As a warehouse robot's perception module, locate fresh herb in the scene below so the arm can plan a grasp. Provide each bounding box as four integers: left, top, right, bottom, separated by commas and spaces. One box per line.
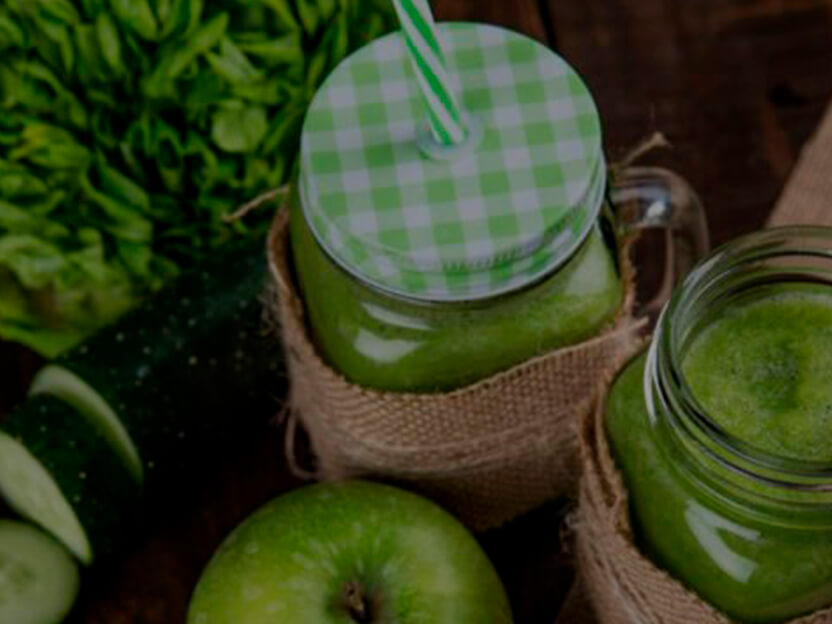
0, 0, 396, 356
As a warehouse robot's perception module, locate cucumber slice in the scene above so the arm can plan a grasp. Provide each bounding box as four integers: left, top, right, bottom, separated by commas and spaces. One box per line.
29, 365, 143, 483
0, 520, 80, 624
0, 396, 140, 564
30, 239, 285, 492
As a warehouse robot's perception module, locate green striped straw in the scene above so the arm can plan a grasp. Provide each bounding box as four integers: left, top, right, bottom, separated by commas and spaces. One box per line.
392, 0, 468, 147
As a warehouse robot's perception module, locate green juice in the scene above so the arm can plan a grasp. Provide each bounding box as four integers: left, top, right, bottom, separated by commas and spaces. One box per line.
606, 290, 832, 623
684, 291, 832, 462
290, 202, 623, 393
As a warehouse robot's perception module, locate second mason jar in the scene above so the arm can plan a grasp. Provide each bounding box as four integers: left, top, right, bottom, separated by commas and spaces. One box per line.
290, 23, 706, 393
605, 227, 832, 623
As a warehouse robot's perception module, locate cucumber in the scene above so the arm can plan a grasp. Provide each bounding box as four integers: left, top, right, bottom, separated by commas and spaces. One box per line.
0, 520, 80, 624
0, 395, 140, 564
29, 239, 285, 491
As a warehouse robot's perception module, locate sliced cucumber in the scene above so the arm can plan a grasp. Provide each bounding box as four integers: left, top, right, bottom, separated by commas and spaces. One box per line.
0, 395, 140, 564
30, 239, 285, 492
29, 365, 143, 483
0, 520, 80, 624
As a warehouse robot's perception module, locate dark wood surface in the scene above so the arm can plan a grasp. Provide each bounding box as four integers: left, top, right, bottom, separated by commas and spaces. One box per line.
3, 1, 832, 622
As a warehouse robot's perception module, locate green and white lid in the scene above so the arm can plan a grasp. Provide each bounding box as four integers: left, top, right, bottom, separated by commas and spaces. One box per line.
299, 16, 605, 301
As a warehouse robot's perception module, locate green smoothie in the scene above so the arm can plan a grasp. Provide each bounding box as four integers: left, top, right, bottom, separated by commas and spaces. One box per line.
291, 202, 623, 392
684, 290, 832, 462
607, 289, 832, 623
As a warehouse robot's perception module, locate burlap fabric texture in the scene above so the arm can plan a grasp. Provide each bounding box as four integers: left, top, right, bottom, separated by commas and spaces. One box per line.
768, 102, 832, 228
568, 368, 832, 624
266, 208, 645, 531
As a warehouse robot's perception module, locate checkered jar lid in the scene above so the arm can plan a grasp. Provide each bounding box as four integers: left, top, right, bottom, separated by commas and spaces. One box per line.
299, 22, 605, 301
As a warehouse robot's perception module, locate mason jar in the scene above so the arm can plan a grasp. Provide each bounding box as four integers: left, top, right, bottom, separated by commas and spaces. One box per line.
290, 23, 707, 393
606, 227, 832, 622
291, 164, 706, 393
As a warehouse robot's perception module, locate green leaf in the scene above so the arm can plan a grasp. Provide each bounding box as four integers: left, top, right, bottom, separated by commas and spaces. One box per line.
28, 26, 63, 71
0, 10, 25, 50
0, 63, 23, 109
183, 131, 219, 186
123, 31, 152, 73
117, 240, 154, 278
9, 123, 91, 170
295, 0, 319, 36
15, 60, 88, 128
96, 12, 124, 75
35, 17, 75, 74
260, 104, 304, 155
91, 108, 117, 149
0, 168, 50, 198
234, 32, 302, 65
211, 101, 268, 153
27, 191, 69, 218
74, 24, 108, 84
79, 0, 107, 19
85, 86, 118, 109
205, 36, 261, 84
79, 172, 153, 243
0, 235, 67, 289
98, 161, 151, 213
316, 0, 338, 23
109, 0, 158, 41
0, 201, 70, 238
165, 11, 228, 78
125, 114, 154, 156
152, 120, 186, 192
305, 44, 330, 90
143, 11, 227, 96
260, 0, 299, 32
159, 0, 203, 39
154, 0, 174, 32
184, 70, 227, 110
325, 13, 349, 72
232, 78, 297, 106
37, 0, 81, 26
367, 11, 394, 42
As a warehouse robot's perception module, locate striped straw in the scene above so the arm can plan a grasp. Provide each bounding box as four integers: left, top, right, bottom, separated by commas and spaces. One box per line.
392, 0, 468, 147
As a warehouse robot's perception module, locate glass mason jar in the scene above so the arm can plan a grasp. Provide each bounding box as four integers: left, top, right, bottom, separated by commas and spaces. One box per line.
290, 22, 707, 393
606, 228, 832, 623
291, 166, 707, 392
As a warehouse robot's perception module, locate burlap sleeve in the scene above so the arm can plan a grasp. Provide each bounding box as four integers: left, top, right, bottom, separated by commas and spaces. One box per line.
768, 103, 832, 228
266, 209, 645, 532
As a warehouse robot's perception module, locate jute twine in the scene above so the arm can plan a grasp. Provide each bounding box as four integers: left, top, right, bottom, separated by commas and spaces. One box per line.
265, 208, 645, 531
562, 102, 832, 624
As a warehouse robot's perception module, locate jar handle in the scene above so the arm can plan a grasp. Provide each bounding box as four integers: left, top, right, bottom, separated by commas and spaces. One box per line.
611, 166, 710, 320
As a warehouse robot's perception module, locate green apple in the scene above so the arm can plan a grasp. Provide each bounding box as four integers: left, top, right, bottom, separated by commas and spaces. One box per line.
187, 480, 513, 624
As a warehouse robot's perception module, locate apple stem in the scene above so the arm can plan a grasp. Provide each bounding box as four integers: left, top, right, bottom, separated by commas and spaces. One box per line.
343, 581, 372, 623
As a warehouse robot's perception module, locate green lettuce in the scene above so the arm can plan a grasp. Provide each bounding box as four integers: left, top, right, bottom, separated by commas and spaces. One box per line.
0, 0, 396, 356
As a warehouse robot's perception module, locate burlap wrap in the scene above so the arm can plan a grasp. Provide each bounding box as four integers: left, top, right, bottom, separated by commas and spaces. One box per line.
266, 208, 645, 531
768, 103, 832, 228
565, 101, 832, 624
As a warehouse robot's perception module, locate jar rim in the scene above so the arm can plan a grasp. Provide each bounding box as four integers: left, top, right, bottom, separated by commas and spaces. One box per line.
298, 23, 607, 303
647, 226, 832, 521
297, 175, 608, 305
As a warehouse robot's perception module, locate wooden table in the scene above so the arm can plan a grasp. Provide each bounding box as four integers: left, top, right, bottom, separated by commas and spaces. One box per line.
3, 1, 832, 622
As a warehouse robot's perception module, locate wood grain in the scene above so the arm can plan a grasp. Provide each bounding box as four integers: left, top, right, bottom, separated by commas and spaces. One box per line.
547, 0, 832, 246
433, 0, 548, 41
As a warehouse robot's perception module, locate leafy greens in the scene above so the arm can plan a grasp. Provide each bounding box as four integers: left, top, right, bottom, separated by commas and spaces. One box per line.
0, 0, 396, 356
